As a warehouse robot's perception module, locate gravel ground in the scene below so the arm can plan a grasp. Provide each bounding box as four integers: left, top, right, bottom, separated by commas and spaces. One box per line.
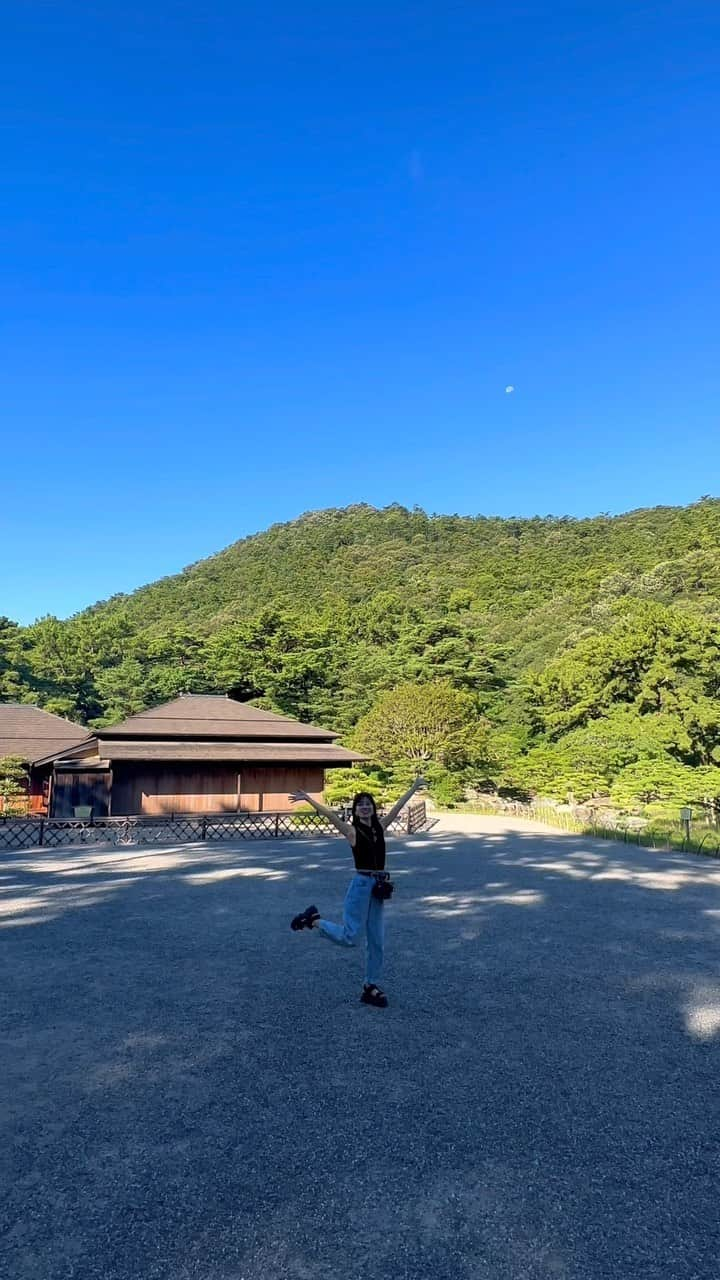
1, 816, 720, 1280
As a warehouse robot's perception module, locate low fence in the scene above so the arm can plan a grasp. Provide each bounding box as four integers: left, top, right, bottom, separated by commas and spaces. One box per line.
463, 800, 720, 859
0, 800, 429, 853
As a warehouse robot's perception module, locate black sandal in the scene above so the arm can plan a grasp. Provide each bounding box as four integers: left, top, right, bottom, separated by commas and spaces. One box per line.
360, 984, 388, 1008
290, 904, 319, 932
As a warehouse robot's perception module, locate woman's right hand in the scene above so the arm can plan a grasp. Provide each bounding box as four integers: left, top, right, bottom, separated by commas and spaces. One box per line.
288, 789, 311, 804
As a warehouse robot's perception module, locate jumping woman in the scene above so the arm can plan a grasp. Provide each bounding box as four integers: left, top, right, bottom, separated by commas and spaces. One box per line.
288, 777, 426, 1008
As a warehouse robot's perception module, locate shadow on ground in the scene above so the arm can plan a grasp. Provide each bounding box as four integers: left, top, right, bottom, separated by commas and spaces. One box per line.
1, 822, 719, 1280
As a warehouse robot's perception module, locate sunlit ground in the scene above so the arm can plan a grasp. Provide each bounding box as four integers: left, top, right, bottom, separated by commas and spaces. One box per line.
2, 816, 720, 1279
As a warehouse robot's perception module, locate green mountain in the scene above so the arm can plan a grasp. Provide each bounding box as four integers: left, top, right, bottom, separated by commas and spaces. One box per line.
3, 499, 720, 810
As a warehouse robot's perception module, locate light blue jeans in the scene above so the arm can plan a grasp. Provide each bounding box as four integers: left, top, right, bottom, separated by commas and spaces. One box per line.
317, 873, 385, 986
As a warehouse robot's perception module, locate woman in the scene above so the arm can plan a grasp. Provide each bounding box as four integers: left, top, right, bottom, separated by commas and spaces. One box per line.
288, 777, 425, 1008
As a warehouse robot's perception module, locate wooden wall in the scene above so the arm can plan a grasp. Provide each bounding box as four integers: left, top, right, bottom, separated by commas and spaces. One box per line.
112, 764, 238, 815
51, 771, 112, 819
239, 766, 324, 813
110, 763, 325, 816
29, 769, 51, 815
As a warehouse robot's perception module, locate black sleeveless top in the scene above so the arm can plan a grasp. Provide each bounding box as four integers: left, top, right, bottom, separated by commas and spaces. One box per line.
352, 820, 386, 872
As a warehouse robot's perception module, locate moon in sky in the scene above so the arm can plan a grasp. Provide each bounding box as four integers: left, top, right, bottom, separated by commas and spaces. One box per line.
505, 385, 515, 394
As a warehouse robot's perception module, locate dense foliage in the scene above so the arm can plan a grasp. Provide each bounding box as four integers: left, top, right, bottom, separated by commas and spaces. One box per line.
0, 755, 28, 814
3, 499, 720, 812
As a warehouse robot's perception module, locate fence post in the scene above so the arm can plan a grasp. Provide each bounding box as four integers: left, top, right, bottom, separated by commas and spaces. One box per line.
680, 807, 692, 845
274, 814, 279, 837
39, 819, 44, 847
201, 817, 207, 841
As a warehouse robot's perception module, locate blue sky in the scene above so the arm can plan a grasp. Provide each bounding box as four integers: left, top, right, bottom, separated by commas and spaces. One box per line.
3, 1, 720, 624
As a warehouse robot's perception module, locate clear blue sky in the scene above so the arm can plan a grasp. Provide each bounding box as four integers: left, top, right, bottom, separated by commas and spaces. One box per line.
3, 2, 720, 625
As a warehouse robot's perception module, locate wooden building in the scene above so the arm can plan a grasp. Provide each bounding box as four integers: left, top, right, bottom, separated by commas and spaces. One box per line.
32, 694, 363, 818
0, 704, 92, 813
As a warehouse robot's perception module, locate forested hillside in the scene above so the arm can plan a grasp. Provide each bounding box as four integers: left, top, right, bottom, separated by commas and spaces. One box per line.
2, 499, 720, 811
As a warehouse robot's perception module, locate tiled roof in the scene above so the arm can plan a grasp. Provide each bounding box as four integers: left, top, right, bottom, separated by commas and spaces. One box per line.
96, 694, 338, 741
0, 703, 91, 764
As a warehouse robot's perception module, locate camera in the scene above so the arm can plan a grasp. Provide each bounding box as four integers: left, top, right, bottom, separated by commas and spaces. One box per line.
372, 874, 394, 901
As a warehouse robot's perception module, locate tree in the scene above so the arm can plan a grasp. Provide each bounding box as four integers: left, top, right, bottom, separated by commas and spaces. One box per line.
508, 743, 608, 804
610, 759, 720, 809
524, 603, 720, 773
0, 755, 28, 814
352, 679, 493, 774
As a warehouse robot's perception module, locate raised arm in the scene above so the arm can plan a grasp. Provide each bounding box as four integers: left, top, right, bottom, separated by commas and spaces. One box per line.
379, 776, 426, 831
288, 789, 357, 845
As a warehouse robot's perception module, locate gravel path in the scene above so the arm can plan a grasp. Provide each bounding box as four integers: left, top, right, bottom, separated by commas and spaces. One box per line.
1, 817, 719, 1279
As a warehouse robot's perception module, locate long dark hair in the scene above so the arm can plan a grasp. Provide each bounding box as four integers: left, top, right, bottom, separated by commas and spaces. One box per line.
351, 791, 384, 839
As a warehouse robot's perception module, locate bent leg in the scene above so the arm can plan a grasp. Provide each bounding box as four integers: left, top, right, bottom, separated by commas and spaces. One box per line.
316, 874, 370, 948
